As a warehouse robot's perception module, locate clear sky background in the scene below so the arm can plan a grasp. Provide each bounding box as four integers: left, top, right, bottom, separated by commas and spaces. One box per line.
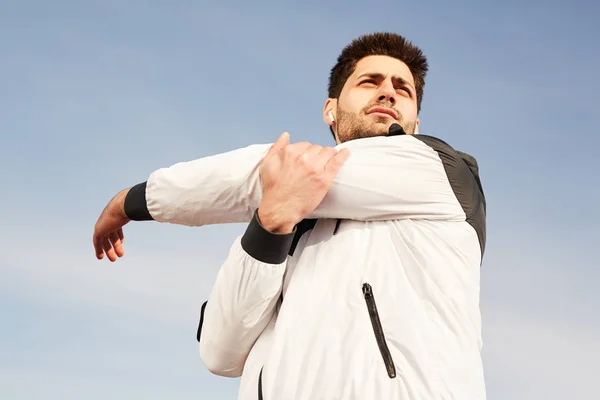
1, 0, 598, 399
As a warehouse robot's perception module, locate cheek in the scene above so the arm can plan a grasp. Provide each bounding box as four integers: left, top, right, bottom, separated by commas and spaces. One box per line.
339, 91, 372, 114
398, 101, 418, 120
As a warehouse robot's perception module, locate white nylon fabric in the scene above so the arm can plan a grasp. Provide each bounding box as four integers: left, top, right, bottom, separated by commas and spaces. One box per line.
145, 135, 486, 399
217, 217, 485, 400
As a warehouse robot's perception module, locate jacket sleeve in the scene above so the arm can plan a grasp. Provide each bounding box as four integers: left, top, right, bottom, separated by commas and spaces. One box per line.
124, 135, 483, 225
124, 143, 271, 226
308, 134, 483, 221
197, 210, 294, 377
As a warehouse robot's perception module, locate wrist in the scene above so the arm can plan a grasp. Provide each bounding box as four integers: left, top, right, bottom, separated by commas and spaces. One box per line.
241, 210, 296, 264
257, 204, 299, 234
112, 189, 131, 221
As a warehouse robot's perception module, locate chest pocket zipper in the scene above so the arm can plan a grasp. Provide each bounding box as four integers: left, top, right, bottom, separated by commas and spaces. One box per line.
362, 283, 397, 379
258, 367, 264, 400
258, 284, 395, 399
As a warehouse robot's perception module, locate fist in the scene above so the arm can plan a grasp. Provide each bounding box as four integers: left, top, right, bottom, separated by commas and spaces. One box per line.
258, 132, 350, 233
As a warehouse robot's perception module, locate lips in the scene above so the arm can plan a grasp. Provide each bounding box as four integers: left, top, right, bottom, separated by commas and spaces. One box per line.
367, 107, 398, 120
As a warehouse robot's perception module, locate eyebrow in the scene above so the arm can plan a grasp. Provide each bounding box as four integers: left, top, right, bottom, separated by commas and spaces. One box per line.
357, 72, 415, 91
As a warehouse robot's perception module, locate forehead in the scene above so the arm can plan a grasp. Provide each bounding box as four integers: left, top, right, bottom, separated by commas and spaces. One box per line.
350, 55, 415, 86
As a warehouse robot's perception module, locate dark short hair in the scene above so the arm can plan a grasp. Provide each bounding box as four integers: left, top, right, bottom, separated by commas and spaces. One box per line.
328, 32, 429, 115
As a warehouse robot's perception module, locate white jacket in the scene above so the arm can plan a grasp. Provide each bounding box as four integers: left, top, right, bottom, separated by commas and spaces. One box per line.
124, 134, 487, 399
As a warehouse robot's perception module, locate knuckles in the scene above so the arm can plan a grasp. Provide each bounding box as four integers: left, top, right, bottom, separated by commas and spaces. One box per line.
274, 142, 338, 179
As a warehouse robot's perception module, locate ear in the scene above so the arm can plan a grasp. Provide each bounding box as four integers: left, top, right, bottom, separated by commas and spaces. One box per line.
323, 98, 337, 128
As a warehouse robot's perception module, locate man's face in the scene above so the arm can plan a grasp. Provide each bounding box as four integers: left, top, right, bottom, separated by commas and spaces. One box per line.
325, 55, 420, 143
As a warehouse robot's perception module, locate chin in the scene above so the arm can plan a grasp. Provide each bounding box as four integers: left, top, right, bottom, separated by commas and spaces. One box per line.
368, 123, 390, 136
338, 120, 391, 143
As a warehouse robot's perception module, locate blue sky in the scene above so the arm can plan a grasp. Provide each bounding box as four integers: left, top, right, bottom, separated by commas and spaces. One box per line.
1, 0, 598, 399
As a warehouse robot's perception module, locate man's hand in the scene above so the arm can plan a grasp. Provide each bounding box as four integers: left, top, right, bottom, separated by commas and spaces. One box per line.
93, 188, 131, 262
258, 133, 350, 234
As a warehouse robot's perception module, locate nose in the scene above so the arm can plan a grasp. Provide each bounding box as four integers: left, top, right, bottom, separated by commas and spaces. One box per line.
376, 81, 396, 105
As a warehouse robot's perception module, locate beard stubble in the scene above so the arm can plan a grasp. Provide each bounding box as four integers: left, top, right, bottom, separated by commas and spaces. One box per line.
335, 102, 416, 143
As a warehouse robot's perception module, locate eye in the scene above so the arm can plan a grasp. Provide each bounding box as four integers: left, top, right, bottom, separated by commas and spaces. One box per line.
396, 86, 411, 96
360, 79, 377, 86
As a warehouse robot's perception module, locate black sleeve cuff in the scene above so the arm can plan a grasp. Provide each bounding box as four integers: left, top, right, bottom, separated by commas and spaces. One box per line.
124, 182, 154, 221
240, 210, 296, 264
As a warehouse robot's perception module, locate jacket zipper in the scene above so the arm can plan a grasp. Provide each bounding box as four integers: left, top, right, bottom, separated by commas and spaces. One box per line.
258, 367, 264, 400
362, 283, 397, 379
258, 285, 395, 398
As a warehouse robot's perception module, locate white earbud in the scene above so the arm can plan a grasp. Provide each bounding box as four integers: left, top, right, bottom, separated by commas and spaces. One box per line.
328, 111, 335, 123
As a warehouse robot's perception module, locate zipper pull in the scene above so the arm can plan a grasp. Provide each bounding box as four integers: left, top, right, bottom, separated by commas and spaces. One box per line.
362, 283, 373, 298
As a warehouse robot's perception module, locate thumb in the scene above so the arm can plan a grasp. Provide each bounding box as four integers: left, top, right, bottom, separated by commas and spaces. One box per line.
266, 132, 290, 157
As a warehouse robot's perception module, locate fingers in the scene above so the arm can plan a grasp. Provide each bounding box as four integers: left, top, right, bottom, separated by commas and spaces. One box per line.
103, 237, 118, 262
93, 234, 105, 260
265, 137, 347, 180
311, 146, 338, 171
266, 132, 290, 158
287, 142, 313, 155
306, 144, 322, 157
96, 232, 125, 262
297, 144, 321, 163
324, 148, 351, 179
110, 232, 125, 258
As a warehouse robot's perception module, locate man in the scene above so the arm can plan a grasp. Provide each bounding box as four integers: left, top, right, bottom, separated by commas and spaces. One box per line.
93, 32, 486, 399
